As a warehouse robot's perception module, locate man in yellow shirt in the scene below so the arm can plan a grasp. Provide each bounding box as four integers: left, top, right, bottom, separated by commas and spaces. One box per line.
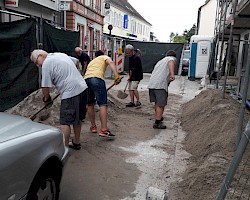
84, 50, 121, 137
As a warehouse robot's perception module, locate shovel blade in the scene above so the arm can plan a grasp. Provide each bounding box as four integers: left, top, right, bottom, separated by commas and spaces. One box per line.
117, 90, 128, 99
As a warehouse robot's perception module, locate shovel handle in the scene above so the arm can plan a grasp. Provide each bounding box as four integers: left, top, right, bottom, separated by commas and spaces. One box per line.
107, 76, 124, 91
29, 93, 60, 121
107, 83, 116, 91
124, 81, 129, 92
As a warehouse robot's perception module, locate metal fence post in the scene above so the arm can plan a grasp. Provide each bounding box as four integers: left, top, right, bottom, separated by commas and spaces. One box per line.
221, 0, 238, 99
216, 120, 250, 199
236, 39, 250, 145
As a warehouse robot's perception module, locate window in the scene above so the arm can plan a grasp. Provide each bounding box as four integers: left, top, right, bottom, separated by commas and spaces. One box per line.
113, 12, 117, 26
105, 12, 110, 23
111, 11, 115, 25
85, 0, 90, 6
119, 14, 123, 28
77, 24, 85, 49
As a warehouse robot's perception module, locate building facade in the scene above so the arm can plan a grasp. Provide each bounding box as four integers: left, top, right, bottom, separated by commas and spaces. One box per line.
0, 0, 62, 26
197, 0, 217, 36
66, 0, 104, 59
101, 0, 151, 74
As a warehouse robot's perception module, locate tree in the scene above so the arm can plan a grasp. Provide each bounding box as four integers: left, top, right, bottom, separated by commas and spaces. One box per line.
169, 24, 196, 43
169, 32, 175, 43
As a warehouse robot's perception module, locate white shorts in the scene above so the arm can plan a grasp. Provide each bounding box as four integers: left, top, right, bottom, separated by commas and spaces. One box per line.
128, 81, 140, 90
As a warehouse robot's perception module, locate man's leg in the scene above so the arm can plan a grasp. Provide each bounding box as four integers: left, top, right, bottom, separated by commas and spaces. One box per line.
134, 89, 139, 101
99, 106, 107, 130
129, 90, 135, 103
73, 123, 82, 144
87, 104, 96, 127
155, 104, 164, 120
61, 125, 71, 147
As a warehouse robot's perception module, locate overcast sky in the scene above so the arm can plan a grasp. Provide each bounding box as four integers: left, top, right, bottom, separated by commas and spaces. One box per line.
128, 0, 206, 42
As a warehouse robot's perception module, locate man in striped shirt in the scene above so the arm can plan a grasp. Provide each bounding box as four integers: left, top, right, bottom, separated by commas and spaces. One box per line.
147, 50, 176, 129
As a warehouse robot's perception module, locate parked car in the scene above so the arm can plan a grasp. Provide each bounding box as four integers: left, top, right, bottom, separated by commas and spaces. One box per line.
181, 50, 190, 76
0, 112, 69, 200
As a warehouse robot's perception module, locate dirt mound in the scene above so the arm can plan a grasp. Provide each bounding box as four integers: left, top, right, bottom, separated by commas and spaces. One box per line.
172, 89, 250, 199
6, 87, 61, 126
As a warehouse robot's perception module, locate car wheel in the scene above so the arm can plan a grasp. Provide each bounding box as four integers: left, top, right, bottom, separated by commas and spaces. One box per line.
26, 168, 60, 200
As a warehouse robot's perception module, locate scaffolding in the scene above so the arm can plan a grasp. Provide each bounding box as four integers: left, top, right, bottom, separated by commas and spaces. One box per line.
214, 0, 250, 199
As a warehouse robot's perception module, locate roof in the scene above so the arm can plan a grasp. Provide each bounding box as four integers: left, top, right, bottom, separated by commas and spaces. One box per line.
108, 0, 151, 25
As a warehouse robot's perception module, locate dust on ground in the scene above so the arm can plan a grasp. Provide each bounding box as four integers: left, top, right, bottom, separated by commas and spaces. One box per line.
5, 82, 250, 199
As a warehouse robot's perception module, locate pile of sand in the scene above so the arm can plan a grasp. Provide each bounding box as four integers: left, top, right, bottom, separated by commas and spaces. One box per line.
6, 87, 61, 127
172, 89, 250, 199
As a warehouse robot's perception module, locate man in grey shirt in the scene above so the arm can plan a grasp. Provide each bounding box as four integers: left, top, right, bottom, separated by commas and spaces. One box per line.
30, 50, 88, 150
148, 50, 176, 129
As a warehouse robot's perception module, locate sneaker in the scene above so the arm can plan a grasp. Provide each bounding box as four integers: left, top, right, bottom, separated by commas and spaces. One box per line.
126, 102, 135, 107
69, 140, 81, 150
90, 125, 97, 133
135, 101, 141, 107
99, 129, 116, 137
153, 122, 167, 129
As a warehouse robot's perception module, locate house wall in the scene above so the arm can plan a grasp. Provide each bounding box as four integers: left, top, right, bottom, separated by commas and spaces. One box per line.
198, 0, 217, 36
103, 4, 151, 41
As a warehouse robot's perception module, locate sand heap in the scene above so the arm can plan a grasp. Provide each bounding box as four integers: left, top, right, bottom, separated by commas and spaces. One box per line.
6, 87, 61, 127
172, 89, 250, 200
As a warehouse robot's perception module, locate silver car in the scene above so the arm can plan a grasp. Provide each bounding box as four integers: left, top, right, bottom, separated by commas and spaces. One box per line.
0, 112, 69, 200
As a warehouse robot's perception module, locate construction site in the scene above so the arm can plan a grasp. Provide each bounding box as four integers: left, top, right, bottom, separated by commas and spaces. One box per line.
4, 74, 250, 199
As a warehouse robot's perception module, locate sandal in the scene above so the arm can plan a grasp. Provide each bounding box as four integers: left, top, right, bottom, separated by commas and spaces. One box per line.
69, 140, 81, 150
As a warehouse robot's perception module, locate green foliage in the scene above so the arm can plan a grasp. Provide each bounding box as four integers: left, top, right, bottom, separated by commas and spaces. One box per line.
169, 24, 196, 43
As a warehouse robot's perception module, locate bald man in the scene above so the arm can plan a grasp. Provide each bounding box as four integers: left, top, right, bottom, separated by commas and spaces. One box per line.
75, 47, 91, 75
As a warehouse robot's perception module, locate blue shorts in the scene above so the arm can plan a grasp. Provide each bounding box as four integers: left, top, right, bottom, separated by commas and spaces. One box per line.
85, 77, 107, 106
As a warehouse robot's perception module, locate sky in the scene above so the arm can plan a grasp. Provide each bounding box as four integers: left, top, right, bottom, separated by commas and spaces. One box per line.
128, 0, 206, 42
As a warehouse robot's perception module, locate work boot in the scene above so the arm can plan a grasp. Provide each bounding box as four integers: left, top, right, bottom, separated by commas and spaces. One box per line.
126, 102, 135, 107
135, 101, 141, 107
153, 122, 166, 129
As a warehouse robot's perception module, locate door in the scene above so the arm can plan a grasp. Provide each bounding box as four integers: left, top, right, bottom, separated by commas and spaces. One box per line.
195, 41, 211, 78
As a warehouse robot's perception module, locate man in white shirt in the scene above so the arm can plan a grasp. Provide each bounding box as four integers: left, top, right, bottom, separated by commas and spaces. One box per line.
147, 50, 176, 129
30, 49, 88, 150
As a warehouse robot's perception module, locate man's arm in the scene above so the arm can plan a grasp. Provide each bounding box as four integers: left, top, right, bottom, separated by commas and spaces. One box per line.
106, 57, 118, 76
42, 87, 51, 101
69, 56, 80, 69
169, 60, 175, 82
82, 61, 88, 74
106, 57, 121, 85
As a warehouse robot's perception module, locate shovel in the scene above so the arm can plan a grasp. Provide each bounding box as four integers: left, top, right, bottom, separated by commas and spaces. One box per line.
117, 81, 129, 99
29, 93, 60, 121
106, 76, 124, 91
